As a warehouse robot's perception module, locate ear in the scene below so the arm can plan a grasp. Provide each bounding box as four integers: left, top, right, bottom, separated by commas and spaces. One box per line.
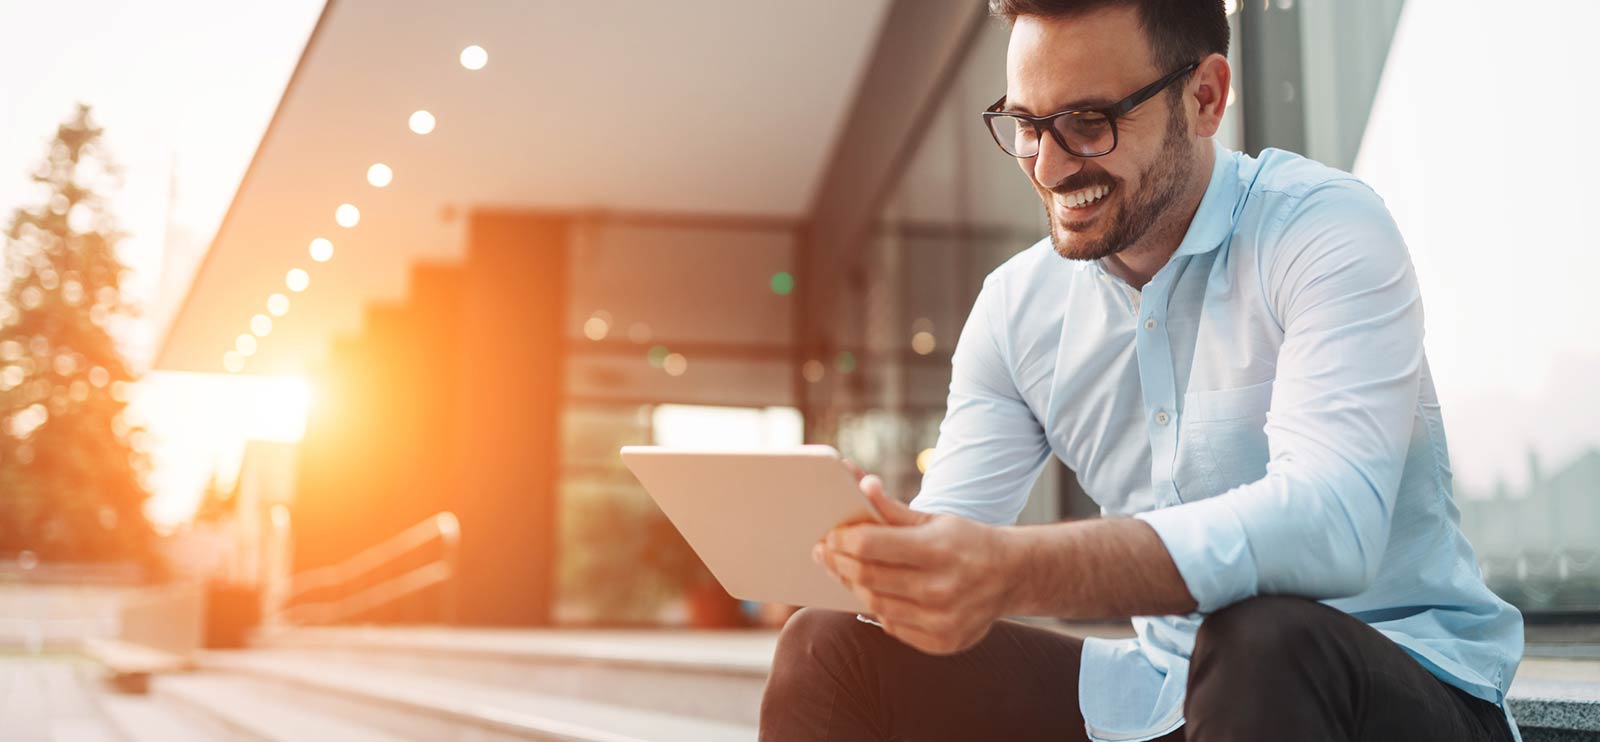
1189, 52, 1232, 139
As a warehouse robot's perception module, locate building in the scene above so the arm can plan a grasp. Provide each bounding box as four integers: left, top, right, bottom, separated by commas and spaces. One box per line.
155, 0, 1423, 626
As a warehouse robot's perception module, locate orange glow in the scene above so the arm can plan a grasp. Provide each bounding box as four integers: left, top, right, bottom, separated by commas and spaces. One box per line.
131, 372, 312, 527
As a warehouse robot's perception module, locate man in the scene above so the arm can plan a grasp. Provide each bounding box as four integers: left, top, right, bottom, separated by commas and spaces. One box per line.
758, 1, 1523, 741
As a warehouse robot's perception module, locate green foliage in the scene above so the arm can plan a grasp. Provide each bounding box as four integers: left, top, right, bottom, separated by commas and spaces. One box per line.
0, 104, 155, 566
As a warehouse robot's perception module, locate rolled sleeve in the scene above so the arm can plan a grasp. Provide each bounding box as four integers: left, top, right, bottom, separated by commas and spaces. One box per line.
1136, 496, 1258, 613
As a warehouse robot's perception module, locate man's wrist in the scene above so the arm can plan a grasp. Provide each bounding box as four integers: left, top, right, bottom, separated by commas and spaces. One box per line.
996, 524, 1045, 616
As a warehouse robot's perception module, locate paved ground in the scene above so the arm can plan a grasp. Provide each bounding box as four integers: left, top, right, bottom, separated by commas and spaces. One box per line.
0, 654, 119, 742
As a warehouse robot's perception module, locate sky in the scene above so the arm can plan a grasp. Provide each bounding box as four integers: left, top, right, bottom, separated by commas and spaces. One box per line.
0, 0, 325, 525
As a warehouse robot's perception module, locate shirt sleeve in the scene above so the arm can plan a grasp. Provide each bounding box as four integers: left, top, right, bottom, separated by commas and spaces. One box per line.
910, 273, 1053, 526
1136, 180, 1425, 613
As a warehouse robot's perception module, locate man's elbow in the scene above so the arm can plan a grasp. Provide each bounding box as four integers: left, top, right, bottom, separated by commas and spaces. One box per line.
1257, 476, 1391, 601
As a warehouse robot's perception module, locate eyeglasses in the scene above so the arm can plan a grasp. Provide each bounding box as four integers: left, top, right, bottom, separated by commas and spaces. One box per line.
981, 62, 1199, 159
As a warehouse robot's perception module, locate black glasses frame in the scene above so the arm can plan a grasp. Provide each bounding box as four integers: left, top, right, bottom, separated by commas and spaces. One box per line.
982, 61, 1200, 158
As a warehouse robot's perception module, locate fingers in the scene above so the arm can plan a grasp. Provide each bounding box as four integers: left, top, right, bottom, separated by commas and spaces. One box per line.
825, 550, 930, 604
827, 522, 942, 567
860, 475, 928, 526
842, 458, 867, 483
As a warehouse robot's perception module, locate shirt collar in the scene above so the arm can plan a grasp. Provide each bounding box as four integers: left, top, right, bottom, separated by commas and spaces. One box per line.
1170, 139, 1242, 258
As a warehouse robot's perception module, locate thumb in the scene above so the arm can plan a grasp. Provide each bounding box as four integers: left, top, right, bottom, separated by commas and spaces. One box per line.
860, 474, 928, 526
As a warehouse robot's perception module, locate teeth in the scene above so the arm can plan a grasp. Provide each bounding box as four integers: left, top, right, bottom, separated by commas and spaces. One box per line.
1063, 185, 1109, 209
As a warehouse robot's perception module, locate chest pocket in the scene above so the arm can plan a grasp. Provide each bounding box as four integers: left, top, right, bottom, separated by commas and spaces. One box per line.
1175, 379, 1274, 501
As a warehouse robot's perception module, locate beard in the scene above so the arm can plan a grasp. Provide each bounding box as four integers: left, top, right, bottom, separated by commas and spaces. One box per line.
1045, 99, 1196, 262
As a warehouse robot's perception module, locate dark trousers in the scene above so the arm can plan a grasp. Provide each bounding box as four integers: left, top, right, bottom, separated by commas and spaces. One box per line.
759, 596, 1515, 741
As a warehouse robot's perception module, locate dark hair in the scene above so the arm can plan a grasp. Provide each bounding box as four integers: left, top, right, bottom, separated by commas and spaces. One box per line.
989, 0, 1229, 82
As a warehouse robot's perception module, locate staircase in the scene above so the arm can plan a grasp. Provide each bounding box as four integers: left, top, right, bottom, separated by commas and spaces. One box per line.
75, 626, 774, 741
17, 623, 1600, 741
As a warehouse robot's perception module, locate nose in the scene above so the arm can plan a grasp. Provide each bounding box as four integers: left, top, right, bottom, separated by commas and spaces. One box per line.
1028, 130, 1088, 192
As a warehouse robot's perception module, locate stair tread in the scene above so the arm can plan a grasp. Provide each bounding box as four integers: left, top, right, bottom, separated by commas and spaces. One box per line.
205, 649, 757, 742
96, 693, 231, 742
157, 672, 411, 742
261, 626, 777, 676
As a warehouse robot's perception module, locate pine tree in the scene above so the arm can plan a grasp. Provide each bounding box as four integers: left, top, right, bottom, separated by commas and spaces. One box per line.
0, 103, 154, 567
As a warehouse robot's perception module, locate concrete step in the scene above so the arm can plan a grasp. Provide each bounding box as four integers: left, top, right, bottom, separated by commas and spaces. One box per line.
199, 648, 757, 742
1510, 658, 1600, 741
253, 626, 775, 726
150, 671, 410, 742
96, 688, 245, 742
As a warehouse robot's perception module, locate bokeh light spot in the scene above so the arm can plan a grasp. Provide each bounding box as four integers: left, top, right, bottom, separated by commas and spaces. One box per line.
335, 203, 360, 228
309, 237, 334, 262
367, 163, 394, 188
834, 351, 857, 374
663, 353, 688, 377
460, 45, 488, 70
770, 271, 795, 295
409, 110, 436, 134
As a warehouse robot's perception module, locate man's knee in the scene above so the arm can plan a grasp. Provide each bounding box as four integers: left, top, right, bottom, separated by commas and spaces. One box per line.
770, 609, 870, 679
1191, 596, 1339, 691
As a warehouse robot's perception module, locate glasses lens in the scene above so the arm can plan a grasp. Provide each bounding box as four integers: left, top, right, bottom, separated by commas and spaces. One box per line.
987, 115, 1040, 157
1053, 112, 1115, 156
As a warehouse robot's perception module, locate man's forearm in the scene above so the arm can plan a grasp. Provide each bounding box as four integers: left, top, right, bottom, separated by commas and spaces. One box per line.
999, 517, 1198, 619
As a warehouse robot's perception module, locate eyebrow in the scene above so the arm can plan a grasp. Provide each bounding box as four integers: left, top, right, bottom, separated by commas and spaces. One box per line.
1004, 95, 1119, 115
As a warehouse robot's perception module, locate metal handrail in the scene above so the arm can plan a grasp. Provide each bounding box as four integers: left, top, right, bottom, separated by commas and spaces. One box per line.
280, 511, 460, 626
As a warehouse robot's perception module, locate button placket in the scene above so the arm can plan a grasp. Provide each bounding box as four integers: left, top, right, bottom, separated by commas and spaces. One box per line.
1133, 269, 1181, 500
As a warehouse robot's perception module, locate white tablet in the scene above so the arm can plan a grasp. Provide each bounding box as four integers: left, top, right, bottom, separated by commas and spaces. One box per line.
619, 445, 880, 613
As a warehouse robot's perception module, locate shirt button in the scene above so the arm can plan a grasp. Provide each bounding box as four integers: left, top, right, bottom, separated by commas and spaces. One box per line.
1143, 317, 1157, 330
1154, 410, 1171, 426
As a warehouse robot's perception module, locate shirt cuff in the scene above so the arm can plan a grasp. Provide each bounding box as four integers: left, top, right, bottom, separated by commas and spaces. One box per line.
1134, 495, 1260, 613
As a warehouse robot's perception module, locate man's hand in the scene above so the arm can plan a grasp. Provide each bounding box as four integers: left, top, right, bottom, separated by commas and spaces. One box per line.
813, 471, 1017, 655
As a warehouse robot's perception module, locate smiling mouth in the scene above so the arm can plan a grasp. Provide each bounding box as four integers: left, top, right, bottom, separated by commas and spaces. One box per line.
1058, 184, 1112, 210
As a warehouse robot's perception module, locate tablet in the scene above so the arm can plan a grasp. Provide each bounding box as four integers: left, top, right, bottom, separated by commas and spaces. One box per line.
619, 445, 879, 613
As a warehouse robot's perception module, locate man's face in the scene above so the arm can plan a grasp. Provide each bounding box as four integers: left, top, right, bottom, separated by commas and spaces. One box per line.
1006, 7, 1198, 261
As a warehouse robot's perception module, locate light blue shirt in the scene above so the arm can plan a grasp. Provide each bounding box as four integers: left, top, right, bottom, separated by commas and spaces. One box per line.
909, 141, 1524, 742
